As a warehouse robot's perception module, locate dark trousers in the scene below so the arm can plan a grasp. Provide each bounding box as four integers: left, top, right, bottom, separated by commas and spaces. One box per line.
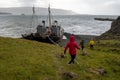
90, 45, 94, 49
68, 54, 76, 64
81, 46, 84, 51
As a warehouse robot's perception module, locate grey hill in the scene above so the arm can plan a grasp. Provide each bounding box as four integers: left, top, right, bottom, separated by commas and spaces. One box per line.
0, 7, 77, 15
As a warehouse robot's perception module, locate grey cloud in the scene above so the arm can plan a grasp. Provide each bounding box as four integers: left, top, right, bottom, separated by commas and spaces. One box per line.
18, 0, 37, 6
83, 0, 115, 4
105, 2, 120, 14
82, 0, 120, 15
18, 0, 37, 2
17, 0, 49, 7
100, 1, 120, 15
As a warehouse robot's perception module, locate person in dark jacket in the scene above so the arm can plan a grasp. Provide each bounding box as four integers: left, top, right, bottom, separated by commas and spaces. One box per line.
64, 36, 80, 64
79, 40, 85, 51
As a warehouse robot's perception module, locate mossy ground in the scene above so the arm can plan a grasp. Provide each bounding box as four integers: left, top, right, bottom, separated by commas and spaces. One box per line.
0, 37, 120, 80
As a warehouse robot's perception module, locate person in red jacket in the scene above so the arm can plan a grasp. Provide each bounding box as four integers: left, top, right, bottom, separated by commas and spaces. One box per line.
64, 35, 80, 64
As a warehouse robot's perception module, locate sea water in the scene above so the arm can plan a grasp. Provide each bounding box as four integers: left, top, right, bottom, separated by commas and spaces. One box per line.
0, 15, 117, 38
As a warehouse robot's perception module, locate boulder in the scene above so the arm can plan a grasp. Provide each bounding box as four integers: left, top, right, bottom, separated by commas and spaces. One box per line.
63, 72, 78, 79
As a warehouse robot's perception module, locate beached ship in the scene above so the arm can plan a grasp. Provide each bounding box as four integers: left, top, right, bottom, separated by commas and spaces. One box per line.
22, 6, 64, 43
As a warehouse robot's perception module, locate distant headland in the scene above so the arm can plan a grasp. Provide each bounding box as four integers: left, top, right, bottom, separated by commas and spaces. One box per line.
0, 12, 12, 15
0, 7, 77, 15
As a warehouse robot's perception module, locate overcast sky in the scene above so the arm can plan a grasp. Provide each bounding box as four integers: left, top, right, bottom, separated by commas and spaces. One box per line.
0, 0, 120, 15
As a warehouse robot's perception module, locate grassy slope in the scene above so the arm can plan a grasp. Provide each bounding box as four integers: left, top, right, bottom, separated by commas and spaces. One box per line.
0, 37, 120, 80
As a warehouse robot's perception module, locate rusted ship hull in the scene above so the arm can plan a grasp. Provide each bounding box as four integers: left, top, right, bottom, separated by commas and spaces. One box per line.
22, 33, 62, 43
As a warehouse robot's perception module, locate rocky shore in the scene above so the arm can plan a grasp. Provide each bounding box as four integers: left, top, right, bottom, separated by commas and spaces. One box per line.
59, 32, 97, 46
96, 16, 120, 40
94, 18, 115, 21
59, 16, 120, 46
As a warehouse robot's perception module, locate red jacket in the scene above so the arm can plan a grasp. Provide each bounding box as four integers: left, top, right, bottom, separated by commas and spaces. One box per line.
64, 36, 80, 55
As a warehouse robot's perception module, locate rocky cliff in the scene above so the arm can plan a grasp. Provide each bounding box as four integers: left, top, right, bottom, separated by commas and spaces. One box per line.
96, 16, 120, 40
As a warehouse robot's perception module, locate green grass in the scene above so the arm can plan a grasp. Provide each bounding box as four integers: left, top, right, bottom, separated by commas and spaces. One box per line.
0, 37, 120, 80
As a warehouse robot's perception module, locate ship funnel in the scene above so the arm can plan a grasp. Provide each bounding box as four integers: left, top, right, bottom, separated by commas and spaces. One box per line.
42, 20, 45, 27
54, 20, 58, 26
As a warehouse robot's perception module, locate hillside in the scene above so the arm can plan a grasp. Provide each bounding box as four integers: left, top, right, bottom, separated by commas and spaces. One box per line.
0, 37, 120, 80
0, 7, 77, 15
96, 16, 120, 40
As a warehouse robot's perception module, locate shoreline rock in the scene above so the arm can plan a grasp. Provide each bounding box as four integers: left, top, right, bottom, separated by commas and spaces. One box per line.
59, 32, 97, 46
95, 16, 120, 40
94, 18, 115, 21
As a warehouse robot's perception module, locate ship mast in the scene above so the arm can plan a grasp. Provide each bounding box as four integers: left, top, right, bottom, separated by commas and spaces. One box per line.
48, 4, 51, 27
32, 5, 35, 15
30, 5, 36, 33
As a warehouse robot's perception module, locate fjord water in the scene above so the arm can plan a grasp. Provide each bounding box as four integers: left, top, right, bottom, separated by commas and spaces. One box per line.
0, 15, 117, 38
